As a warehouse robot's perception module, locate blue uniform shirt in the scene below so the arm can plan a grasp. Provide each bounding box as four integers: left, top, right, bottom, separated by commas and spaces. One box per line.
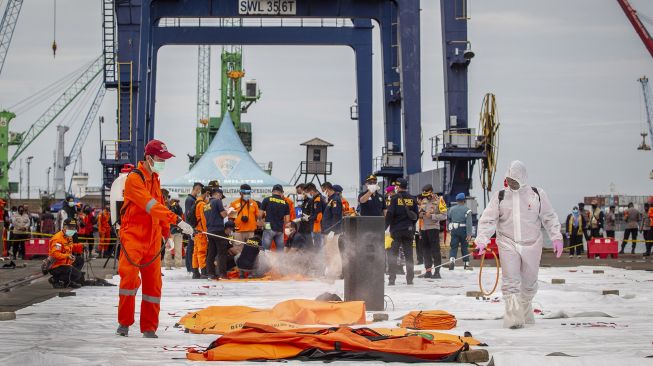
447, 203, 473, 236
205, 198, 226, 233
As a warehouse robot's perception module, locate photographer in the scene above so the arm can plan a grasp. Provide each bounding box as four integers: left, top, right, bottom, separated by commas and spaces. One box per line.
228, 184, 261, 243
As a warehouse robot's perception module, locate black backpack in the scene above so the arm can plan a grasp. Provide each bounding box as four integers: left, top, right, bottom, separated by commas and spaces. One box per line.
185, 199, 201, 228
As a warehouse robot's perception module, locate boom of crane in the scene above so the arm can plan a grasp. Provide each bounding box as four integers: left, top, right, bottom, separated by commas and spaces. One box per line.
0, 0, 24, 77
0, 56, 103, 198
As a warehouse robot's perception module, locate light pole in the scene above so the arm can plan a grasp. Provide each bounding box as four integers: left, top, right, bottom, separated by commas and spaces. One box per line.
46, 167, 51, 196
26, 156, 33, 199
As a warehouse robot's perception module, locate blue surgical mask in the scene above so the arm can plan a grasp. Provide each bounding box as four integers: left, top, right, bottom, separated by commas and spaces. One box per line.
573, 209, 578, 213
243, 194, 251, 201
65, 229, 77, 237
68, 202, 75, 207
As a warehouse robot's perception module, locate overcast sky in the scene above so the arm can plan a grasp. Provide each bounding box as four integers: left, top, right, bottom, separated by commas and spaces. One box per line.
1, 0, 652, 216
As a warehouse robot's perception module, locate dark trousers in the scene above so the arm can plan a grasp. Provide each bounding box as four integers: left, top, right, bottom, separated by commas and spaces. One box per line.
622, 228, 638, 253
388, 230, 414, 282
569, 232, 583, 256
49, 265, 82, 286
606, 230, 615, 239
11, 232, 28, 258
449, 227, 469, 259
185, 235, 194, 272
590, 228, 602, 239
206, 231, 226, 277
644, 230, 652, 256
415, 233, 423, 264
421, 229, 441, 272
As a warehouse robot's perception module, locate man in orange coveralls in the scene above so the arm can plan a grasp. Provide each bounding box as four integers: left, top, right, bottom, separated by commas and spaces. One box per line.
116, 140, 194, 338
47, 218, 84, 288
97, 205, 112, 258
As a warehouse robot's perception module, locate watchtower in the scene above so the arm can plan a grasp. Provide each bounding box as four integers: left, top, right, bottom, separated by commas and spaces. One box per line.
293, 138, 333, 185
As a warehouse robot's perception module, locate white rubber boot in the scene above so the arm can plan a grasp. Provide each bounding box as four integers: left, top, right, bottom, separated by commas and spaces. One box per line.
503, 294, 525, 329
519, 296, 535, 325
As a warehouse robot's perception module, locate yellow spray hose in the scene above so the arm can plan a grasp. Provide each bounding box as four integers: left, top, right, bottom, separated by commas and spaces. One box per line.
477, 248, 500, 297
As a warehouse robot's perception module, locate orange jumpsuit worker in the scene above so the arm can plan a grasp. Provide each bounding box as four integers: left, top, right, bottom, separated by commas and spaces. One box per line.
98, 206, 112, 257
117, 139, 194, 338
48, 218, 84, 288
192, 187, 209, 279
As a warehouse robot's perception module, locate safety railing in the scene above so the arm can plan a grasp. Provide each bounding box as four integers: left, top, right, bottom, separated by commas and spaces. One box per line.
373, 149, 404, 173
430, 129, 485, 157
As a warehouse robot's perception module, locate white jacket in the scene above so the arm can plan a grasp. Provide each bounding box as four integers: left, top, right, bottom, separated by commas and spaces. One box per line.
476, 161, 562, 247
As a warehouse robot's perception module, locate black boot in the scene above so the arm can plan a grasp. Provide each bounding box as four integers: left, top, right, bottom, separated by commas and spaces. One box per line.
631, 246, 636, 254
192, 268, 200, 279
200, 268, 209, 279
433, 269, 442, 279
619, 244, 625, 254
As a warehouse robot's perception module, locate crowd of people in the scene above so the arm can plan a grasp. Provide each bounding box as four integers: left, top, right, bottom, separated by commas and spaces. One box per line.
564, 200, 653, 257
0, 197, 113, 263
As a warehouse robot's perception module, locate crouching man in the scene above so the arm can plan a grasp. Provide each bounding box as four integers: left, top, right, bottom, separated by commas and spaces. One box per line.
475, 160, 563, 329
48, 218, 84, 288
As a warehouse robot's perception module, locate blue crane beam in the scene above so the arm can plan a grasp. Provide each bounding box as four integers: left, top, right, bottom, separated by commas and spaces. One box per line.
107, 0, 422, 193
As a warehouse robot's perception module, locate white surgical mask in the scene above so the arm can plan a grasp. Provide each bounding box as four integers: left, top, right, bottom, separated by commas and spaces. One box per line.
367, 184, 378, 193
242, 194, 251, 201
68, 202, 75, 207
148, 157, 165, 173
65, 229, 77, 237
284, 228, 293, 236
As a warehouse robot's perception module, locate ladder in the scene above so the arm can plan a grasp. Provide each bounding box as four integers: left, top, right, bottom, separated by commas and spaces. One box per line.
103, 0, 117, 87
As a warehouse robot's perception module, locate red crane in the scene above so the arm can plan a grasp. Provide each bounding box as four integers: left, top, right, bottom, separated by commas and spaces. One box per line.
617, 0, 653, 59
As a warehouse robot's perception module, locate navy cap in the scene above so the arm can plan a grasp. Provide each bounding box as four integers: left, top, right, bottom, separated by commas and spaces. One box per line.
395, 178, 408, 189
333, 184, 343, 193
272, 184, 284, 193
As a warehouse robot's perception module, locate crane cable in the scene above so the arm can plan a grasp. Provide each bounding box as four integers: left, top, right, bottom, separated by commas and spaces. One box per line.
478, 93, 500, 205
52, 0, 58, 57
8, 60, 92, 114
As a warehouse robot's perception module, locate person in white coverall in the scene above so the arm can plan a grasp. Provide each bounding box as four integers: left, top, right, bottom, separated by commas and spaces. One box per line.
475, 160, 564, 329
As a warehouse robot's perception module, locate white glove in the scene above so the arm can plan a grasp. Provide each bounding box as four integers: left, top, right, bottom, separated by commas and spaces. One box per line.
177, 220, 194, 235
327, 231, 335, 241
302, 213, 311, 222
165, 238, 174, 251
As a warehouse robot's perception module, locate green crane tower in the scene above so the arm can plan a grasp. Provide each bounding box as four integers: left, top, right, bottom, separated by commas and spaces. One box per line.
0, 110, 18, 198
194, 46, 260, 165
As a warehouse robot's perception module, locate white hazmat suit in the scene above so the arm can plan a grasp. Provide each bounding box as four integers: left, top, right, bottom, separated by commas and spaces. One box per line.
476, 161, 562, 329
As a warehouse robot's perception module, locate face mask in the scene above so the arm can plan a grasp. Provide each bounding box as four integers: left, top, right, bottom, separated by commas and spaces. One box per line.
242, 194, 251, 201
284, 228, 293, 236
148, 157, 165, 173
367, 184, 378, 193
506, 177, 520, 191
68, 202, 75, 207
573, 209, 578, 214
65, 229, 77, 237
307, 193, 314, 199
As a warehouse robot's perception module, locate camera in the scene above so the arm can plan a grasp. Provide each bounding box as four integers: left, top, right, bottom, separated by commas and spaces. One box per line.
241, 215, 249, 223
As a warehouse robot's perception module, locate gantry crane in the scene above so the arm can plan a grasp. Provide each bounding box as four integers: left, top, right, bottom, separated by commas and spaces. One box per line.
638, 76, 653, 178
0, 56, 103, 198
